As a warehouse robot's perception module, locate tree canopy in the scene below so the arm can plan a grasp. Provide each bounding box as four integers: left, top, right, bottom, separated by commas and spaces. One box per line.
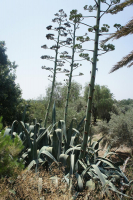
0, 41, 22, 126
84, 84, 114, 122
45, 81, 82, 107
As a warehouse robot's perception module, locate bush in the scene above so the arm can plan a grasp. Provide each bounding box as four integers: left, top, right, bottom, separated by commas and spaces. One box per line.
0, 117, 24, 178
98, 108, 133, 148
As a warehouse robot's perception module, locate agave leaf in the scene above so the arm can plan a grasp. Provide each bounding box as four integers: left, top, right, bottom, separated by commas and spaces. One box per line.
52, 130, 60, 159
96, 145, 111, 167
38, 149, 58, 165
63, 173, 69, 185
95, 149, 102, 154
37, 129, 48, 148
118, 166, 129, 184
19, 131, 26, 142
97, 136, 104, 143
88, 146, 95, 150
65, 147, 81, 155
105, 152, 124, 164
75, 173, 83, 192
11, 120, 18, 137
91, 168, 108, 179
29, 125, 35, 133
70, 154, 75, 175
37, 126, 51, 145
59, 154, 70, 172
27, 160, 37, 171
38, 128, 46, 136
49, 134, 53, 146
91, 136, 104, 150
77, 116, 85, 130
30, 132, 34, 138
72, 128, 80, 137
38, 158, 44, 163
110, 175, 121, 183
86, 154, 90, 165
19, 121, 25, 134
33, 118, 37, 125
19, 121, 32, 149
58, 120, 67, 142
65, 119, 75, 151
96, 157, 121, 169
81, 166, 91, 178
4, 128, 11, 136
50, 122, 58, 134
87, 171, 96, 179
55, 128, 62, 142
70, 132, 79, 147
91, 141, 98, 150
25, 123, 30, 131
86, 179, 95, 190
38, 146, 49, 157
104, 152, 118, 158
96, 157, 117, 169
129, 180, 133, 186
91, 164, 106, 186
70, 136, 75, 146
99, 167, 117, 177
78, 159, 87, 170
22, 152, 28, 159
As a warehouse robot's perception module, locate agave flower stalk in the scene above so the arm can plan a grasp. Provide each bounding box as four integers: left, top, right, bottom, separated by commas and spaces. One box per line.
64, 23, 76, 123
79, 0, 101, 160
64, 10, 84, 124
43, 10, 68, 128
79, 0, 116, 159
44, 26, 60, 128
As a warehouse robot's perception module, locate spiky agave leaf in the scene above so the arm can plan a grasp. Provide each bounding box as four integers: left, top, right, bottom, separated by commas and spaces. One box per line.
75, 173, 83, 192
38, 147, 58, 165
58, 120, 67, 142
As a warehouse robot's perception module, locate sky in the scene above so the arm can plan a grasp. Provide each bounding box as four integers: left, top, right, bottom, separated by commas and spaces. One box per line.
0, 0, 133, 100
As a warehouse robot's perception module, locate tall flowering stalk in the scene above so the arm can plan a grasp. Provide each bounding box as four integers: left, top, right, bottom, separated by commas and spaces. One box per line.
43, 26, 60, 128
64, 10, 85, 124
79, 0, 117, 159
79, 0, 101, 159
41, 10, 67, 128
64, 24, 77, 123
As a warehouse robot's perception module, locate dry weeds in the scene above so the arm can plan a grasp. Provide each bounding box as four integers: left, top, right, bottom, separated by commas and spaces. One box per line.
0, 134, 133, 200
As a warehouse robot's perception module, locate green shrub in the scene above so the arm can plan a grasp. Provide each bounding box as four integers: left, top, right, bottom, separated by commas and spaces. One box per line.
98, 108, 133, 148
0, 117, 24, 178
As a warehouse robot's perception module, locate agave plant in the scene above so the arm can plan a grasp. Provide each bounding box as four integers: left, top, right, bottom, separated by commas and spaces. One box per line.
4, 100, 133, 199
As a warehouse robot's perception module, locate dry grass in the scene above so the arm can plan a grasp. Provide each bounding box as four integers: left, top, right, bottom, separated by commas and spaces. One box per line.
0, 163, 73, 200
0, 132, 133, 200
0, 158, 132, 200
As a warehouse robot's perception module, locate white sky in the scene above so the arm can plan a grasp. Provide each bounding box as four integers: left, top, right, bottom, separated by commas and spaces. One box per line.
0, 0, 133, 100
